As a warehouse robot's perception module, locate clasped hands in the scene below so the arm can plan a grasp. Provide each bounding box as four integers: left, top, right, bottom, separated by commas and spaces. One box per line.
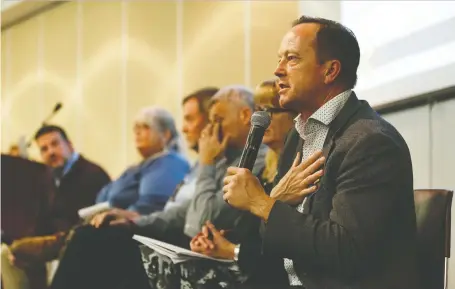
190, 221, 235, 260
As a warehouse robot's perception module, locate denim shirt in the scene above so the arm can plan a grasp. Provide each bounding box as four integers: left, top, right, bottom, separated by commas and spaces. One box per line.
95, 151, 190, 215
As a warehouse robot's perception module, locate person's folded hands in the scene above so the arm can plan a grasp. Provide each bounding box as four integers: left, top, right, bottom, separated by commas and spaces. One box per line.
190, 221, 236, 260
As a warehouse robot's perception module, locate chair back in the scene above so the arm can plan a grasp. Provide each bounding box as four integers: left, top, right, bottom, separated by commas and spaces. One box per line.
414, 189, 453, 289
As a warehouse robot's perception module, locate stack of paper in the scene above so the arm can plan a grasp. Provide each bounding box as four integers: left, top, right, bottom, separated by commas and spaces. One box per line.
133, 234, 234, 264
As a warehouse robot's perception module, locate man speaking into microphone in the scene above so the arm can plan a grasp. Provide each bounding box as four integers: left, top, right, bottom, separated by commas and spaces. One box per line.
222, 16, 419, 289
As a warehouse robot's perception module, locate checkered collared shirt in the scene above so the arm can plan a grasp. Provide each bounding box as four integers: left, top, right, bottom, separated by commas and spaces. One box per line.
284, 90, 352, 286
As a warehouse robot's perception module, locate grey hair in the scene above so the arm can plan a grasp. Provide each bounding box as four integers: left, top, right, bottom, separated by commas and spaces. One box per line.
210, 85, 255, 111
134, 106, 186, 155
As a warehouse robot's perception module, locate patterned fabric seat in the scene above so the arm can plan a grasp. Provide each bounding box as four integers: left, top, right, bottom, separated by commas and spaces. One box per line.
139, 245, 248, 289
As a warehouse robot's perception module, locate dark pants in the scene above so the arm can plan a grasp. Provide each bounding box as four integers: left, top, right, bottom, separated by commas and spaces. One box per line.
50, 225, 150, 289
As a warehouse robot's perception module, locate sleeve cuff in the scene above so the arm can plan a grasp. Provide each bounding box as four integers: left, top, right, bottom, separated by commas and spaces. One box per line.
132, 214, 156, 228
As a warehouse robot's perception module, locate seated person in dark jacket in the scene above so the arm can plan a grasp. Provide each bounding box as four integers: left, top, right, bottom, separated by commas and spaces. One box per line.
200, 16, 418, 289
1, 125, 111, 289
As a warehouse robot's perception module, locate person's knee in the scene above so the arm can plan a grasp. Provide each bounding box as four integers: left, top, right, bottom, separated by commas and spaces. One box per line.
1, 243, 12, 262
1, 244, 29, 282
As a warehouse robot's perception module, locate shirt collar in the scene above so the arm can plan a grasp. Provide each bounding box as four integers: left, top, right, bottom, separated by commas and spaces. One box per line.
62, 152, 80, 176
54, 152, 79, 186
311, 89, 352, 125
294, 90, 352, 136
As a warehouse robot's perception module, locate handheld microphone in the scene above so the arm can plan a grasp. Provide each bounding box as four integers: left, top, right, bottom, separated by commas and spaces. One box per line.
237, 111, 271, 171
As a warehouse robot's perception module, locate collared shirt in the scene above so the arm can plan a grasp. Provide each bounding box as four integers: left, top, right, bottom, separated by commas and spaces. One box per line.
54, 152, 80, 187
284, 89, 352, 286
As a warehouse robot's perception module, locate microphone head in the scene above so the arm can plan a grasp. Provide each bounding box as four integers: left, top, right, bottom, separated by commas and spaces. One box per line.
251, 111, 271, 129
54, 103, 62, 112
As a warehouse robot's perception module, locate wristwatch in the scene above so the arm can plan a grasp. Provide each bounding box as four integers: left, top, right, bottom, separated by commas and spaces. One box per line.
233, 244, 241, 262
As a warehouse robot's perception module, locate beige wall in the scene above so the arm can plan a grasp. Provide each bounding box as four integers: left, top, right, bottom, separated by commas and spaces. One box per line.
1, 1, 298, 177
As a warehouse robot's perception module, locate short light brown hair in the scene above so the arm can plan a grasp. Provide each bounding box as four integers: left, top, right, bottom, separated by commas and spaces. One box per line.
182, 87, 219, 118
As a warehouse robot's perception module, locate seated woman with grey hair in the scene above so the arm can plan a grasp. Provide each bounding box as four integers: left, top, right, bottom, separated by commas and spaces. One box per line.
94, 106, 189, 215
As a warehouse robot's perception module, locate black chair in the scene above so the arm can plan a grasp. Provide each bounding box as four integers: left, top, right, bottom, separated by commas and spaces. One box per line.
414, 189, 453, 289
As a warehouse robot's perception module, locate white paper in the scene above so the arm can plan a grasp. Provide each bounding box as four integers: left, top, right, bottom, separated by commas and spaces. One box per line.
133, 235, 234, 264
78, 202, 111, 219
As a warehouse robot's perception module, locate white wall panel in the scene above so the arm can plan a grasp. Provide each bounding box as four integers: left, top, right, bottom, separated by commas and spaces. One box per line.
382, 106, 431, 189
431, 98, 455, 190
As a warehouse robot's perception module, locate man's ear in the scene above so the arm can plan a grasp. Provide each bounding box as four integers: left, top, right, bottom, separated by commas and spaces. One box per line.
324, 60, 341, 85
239, 107, 253, 125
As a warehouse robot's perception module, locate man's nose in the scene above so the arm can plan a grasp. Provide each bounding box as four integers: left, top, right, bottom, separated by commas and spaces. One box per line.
47, 147, 55, 156
274, 61, 286, 78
